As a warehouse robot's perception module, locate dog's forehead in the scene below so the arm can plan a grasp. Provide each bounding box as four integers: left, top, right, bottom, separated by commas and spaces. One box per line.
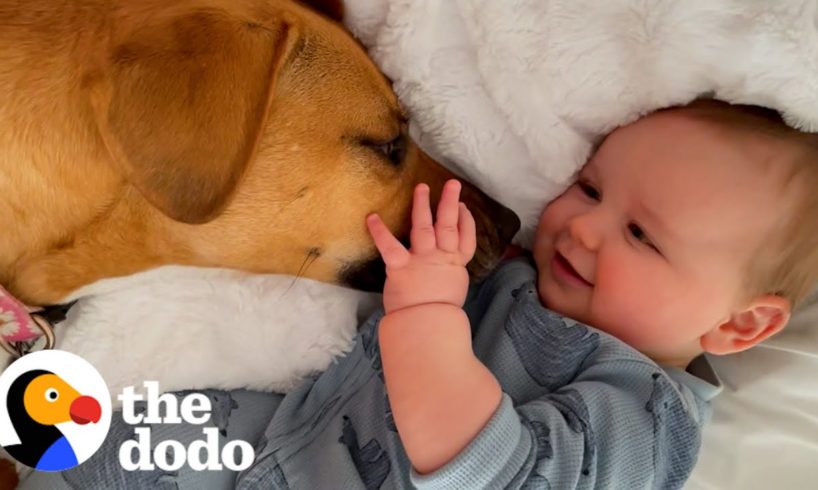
282, 28, 401, 126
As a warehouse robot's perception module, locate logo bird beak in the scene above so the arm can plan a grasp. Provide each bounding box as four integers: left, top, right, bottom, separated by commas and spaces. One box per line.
69, 395, 101, 424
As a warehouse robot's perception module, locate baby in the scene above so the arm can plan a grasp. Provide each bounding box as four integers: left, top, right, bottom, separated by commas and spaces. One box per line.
357, 99, 818, 488
218, 100, 818, 489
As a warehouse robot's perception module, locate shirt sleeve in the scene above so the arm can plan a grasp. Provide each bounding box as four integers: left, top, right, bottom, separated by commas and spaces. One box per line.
410, 358, 705, 490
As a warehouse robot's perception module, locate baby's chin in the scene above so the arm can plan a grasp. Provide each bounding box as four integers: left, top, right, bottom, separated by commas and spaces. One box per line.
537, 273, 581, 317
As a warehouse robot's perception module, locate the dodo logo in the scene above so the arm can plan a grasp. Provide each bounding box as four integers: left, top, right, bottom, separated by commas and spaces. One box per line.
0, 350, 111, 471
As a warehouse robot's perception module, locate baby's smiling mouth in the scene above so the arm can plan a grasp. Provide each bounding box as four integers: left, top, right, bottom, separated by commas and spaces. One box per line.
552, 252, 594, 287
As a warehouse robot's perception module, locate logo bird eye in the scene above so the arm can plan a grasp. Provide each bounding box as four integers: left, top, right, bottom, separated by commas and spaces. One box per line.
45, 388, 59, 402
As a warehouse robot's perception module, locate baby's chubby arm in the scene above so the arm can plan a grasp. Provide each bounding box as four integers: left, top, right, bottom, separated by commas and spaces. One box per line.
366, 180, 502, 474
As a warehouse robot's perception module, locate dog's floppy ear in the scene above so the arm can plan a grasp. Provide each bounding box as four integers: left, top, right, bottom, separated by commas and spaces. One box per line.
89, 10, 298, 223
298, 0, 344, 22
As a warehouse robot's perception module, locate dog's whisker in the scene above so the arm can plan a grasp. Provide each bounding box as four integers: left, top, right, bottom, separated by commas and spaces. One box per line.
285, 248, 321, 294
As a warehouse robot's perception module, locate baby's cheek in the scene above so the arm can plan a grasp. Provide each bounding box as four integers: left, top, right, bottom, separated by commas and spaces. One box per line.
591, 257, 678, 346
537, 194, 575, 233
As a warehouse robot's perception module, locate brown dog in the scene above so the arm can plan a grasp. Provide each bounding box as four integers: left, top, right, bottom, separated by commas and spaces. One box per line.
0, 0, 519, 307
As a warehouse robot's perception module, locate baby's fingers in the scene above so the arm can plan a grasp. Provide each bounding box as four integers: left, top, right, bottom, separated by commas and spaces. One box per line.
410, 184, 436, 253
436, 179, 462, 252
458, 203, 477, 261
366, 214, 409, 267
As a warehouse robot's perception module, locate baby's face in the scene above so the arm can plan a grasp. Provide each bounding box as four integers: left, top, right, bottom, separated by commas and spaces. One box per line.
533, 110, 794, 366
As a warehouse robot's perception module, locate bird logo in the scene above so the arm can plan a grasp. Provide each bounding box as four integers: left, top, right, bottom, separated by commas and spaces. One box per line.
0, 350, 111, 472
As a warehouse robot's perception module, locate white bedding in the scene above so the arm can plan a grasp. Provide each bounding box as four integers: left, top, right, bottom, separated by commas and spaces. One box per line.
689, 301, 818, 488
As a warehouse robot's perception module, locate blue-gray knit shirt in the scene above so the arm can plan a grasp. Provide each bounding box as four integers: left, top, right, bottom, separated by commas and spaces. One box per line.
22, 258, 721, 490
243, 258, 721, 489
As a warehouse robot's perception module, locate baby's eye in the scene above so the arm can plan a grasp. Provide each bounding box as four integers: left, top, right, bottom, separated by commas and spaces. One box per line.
628, 223, 659, 252
578, 180, 600, 201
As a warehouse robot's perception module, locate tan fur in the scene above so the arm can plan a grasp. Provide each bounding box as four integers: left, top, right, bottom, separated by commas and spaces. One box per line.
0, 0, 517, 305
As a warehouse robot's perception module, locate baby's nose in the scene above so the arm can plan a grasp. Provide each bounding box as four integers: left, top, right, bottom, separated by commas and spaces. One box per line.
567, 212, 602, 251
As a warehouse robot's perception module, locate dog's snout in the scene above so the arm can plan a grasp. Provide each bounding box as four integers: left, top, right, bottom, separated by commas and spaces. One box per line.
458, 181, 520, 245
495, 205, 521, 245
455, 180, 521, 278
340, 149, 521, 291
339, 257, 386, 292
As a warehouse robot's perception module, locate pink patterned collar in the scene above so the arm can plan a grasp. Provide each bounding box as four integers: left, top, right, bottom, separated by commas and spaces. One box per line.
0, 284, 56, 357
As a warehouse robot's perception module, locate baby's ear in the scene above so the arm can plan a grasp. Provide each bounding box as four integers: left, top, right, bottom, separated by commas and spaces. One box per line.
700, 296, 791, 355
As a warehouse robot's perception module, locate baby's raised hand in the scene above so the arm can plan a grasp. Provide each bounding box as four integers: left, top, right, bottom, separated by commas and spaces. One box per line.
366, 180, 476, 313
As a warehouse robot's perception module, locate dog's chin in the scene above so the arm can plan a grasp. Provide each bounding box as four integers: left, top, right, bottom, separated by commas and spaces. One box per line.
338, 255, 387, 292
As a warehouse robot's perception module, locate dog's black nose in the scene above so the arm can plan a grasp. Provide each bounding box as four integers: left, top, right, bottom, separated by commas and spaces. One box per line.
339, 256, 386, 292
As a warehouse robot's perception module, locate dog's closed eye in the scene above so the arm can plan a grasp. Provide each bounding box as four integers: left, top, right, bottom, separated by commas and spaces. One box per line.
360, 126, 408, 167
371, 134, 406, 166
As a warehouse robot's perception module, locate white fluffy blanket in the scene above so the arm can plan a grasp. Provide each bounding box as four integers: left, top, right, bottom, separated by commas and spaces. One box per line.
346, 0, 818, 242
3, 0, 817, 399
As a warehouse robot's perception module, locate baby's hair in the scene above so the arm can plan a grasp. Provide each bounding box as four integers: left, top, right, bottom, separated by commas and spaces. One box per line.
668, 99, 818, 309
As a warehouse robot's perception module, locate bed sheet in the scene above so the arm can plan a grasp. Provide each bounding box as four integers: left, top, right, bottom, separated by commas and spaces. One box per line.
688, 300, 818, 489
